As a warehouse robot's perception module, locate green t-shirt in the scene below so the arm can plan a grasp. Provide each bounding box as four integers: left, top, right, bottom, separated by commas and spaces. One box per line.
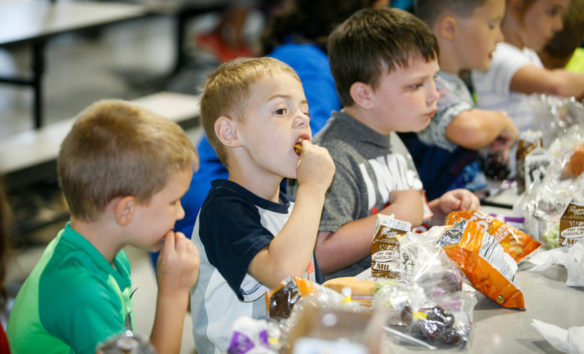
7, 223, 134, 354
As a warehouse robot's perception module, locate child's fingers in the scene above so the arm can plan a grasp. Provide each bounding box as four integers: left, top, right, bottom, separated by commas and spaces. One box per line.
161, 230, 176, 253
173, 232, 188, 253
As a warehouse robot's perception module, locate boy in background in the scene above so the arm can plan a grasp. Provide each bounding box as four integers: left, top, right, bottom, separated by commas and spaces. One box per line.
7, 100, 200, 354
190, 57, 335, 353
401, 0, 518, 199
472, 0, 583, 134
298, 8, 479, 280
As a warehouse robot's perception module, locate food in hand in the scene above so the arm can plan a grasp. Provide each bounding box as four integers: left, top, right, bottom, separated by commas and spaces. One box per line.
293, 138, 305, 155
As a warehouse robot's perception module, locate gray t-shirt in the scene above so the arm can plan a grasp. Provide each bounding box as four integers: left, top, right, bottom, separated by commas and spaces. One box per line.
288, 111, 423, 280
417, 71, 474, 152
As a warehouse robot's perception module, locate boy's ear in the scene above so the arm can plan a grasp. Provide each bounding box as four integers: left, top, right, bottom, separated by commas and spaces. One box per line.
114, 196, 136, 226
507, 0, 523, 17
215, 116, 242, 147
437, 15, 457, 40
349, 82, 375, 110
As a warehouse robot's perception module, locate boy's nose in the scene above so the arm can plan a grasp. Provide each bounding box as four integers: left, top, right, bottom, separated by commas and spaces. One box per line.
426, 80, 439, 105
553, 16, 564, 32
176, 201, 186, 220
293, 112, 309, 128
495, 26, 504, 44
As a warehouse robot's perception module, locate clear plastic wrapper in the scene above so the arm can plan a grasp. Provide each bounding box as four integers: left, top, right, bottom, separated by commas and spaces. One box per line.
531, 95, 584, 147
372, 227, 476, 349
266, 276, 318, 321
513, 128, 584, 246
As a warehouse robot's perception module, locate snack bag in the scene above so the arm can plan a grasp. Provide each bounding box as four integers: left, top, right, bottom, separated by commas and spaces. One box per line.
371, 215, 411, 279
438, 219, 525, 309
265, 276, 317, 320
446, 210, 541, 263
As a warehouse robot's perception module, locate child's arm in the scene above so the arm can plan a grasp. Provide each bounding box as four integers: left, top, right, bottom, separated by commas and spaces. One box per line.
445, 110, 518, 151
150, 231, 200, 354
510, 65, 584, 99
247, 141, 335, 289
428, 189, 480, 225
315, 189, 424, 274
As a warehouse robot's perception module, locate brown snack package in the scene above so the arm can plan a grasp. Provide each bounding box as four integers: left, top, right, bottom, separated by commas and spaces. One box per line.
265, 276, 317, 320
559, 201, 584, 246
516, 131, 543, 193
371, 215, 411, 279
438, 219, 525, 309
322, 277, 375, 306
446, 210, 541, 263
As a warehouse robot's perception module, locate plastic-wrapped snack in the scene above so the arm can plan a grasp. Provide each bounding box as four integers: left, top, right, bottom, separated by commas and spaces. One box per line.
284, 302, 383, 354
438, 219, 525, 309
561, 144, 584, 179
265, 276, 317, 321
516, 130, 543, 193
446, 209, 541, 263
374, 279, 475, 348
227, 317, 276, 354
322, 277, 375, 307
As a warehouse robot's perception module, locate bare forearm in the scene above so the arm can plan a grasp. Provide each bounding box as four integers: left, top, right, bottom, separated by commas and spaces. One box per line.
317, 190, 422, 274
446, 110, 514, 150
315, 216, 378, 274
150, 291, 190, 354
250, 186, 326, 287
511, 65, 584, 98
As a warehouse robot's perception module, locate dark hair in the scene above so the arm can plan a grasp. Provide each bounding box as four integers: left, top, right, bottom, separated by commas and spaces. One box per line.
541, 0, 584, 66
414, 0, 489, 26
260, 0, 380, 55
328, 7, 438, 107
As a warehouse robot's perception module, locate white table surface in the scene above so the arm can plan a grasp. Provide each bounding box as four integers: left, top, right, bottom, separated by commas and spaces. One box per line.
0, 1, 148, 46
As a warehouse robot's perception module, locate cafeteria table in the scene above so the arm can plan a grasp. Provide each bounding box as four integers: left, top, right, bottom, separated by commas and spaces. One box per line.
0, 1, 148, 129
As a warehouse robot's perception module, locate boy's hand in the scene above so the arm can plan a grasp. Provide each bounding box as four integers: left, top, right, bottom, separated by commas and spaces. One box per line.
296, 140, 335, 193
156, 231, 200, 296
490, 113, 518, 152
430, 189, 479, 225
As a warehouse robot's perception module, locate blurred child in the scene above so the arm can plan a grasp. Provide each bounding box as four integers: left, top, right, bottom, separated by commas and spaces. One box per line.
7, 100, 200, 354
289, 8, 479, 281
472, 0, 584, 134
402, 0, 518, 199
190, 57, 335, 352
538, 0, 584, 71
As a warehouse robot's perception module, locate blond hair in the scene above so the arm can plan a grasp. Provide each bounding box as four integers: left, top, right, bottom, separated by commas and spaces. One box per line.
200, 57, 300, 166
58, 99, 198, 221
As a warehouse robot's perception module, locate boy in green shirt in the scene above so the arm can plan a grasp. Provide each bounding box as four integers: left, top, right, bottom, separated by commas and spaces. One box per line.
7, 100, 200, 354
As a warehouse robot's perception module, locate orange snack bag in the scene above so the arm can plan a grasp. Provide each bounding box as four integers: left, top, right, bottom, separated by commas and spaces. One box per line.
446, 210, 541, 263
265, 276, 317, 320
438, 219, 525, 309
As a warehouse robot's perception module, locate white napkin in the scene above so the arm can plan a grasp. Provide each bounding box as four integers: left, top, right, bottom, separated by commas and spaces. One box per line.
532, 319, 584, 354
526, 241, 584, 287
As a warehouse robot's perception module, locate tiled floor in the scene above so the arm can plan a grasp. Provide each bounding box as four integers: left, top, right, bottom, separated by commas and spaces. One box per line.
1, 11, 227, 354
